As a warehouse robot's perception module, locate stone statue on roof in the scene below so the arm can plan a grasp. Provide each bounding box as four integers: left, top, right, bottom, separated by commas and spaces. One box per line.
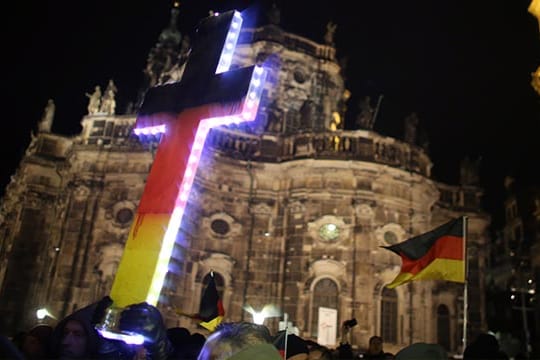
100, 79, 118, 115
324, 21, 337, 46
267, 2, 281, 25
38, 98, 55, 133
158, 5, 181, 46
86, 85, 101, 115
404, 112, 419, 144
355, 96, 375, 130
460, 156, 481, 185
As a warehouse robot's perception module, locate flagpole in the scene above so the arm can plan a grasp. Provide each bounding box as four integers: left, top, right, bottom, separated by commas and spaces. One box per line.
283, 313, 289, 359
462, 215, 469, 354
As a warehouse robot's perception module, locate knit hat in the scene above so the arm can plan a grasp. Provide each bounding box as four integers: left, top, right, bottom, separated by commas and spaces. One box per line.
273, 332, 308, 359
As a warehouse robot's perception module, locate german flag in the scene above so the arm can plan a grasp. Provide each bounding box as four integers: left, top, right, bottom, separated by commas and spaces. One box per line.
174, 272, 224, 331
382, 217, 465, 288
197, 272, 224, 332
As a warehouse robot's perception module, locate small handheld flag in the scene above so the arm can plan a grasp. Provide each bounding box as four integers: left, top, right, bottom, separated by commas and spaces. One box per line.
382, 217, 465, 288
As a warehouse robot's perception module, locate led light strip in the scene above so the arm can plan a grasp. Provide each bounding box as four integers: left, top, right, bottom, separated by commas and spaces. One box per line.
144, 65, 266, 305
216, 11, 242, 74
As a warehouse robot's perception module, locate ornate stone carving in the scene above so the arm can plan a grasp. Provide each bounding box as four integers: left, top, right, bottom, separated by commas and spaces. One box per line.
73, 185, 90, 200
309, 259, 346, 283
355, 204, 374, 220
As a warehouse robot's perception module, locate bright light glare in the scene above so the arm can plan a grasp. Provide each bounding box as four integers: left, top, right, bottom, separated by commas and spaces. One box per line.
244, 304, 281, 325
97, 329, 145, 345
133, 124, 166, 136
253, 313, 266, 325
36, 308, 55, 320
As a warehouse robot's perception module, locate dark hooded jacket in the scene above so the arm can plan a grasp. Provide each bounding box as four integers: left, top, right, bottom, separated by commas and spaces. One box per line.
48, 303, 102, 359
48, 298, 130, 359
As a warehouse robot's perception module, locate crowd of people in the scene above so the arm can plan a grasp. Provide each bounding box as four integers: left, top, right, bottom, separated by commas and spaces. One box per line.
0, 298, 511, 359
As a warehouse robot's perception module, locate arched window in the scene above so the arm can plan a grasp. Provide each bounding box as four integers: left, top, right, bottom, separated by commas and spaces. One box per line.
202, 272, 225, 300
311, 278, 339, 337
437, 304, 450, 350
380, 287, 397, 343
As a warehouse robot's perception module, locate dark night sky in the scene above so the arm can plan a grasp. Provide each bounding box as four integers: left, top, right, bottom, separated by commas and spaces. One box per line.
2, 0, 540, 229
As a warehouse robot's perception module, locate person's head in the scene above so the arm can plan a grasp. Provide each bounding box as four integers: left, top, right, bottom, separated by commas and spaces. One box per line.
10, 331, 28, 351
198, 322, 276, 360
394, 342, 447, 360
167, 326, 191, 357
184, 332, 206, 358
22, 324, 53, 359
60, 319, 89, 358
167, 327, 190, 346
49, 303, 102, 359
367, 336, 383, 354
464, 332, 507, 360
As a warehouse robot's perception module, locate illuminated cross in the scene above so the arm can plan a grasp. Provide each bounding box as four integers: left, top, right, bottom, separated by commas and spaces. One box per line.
108, 10, 266, 309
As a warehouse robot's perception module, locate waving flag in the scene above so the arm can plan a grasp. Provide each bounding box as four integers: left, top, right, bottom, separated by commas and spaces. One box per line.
197, 273, 224, 331
174, 272, 224, 331
383, 217, 465, 288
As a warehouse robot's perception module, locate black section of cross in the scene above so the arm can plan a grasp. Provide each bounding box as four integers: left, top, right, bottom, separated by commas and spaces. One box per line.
138, 10, 255, 117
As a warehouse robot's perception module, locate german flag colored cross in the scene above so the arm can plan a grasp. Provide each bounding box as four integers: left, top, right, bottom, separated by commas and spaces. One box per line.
110, 10, 266, 308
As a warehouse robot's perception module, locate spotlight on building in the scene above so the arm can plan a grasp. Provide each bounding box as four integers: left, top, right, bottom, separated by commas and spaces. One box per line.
244, 304, 281, 325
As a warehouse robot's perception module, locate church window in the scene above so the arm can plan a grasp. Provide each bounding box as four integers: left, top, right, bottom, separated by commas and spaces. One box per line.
38, 138, 58, 155
211, 219, 230, 236
115, 208, 134, 225
383, 231, 398, 245
375, 224, 405, 247
380, 287, 397, 343
202, 272, 225, 300
91, 120, 106, 136
319, 223, 340, 242
437, 304, 450, 351
293, 67, 306, 83
310, 278, 338, 337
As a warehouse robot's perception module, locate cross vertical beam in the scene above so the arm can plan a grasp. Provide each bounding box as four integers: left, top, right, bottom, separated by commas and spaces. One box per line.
107, 10, 266, 310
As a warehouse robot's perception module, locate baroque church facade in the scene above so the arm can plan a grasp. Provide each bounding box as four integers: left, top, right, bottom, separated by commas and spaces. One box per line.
0, 4, 489, 353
